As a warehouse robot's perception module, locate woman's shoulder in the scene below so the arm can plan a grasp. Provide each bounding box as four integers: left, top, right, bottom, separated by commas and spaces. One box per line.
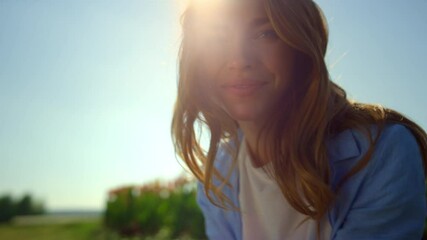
327, 123, 420, 163
328, 123, 426, 239
327, 123, 424, 190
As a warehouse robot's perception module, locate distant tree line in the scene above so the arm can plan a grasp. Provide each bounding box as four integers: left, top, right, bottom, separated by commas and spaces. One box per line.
0, 193, 45, 222
104, 175, 206, 239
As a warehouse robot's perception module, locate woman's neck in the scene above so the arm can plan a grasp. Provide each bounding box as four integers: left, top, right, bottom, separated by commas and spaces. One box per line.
239, 121, 271, 168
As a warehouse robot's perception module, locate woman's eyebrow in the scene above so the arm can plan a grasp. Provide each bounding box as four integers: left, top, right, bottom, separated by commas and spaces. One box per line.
203, 18, 226, 29
250, 17, 271, 27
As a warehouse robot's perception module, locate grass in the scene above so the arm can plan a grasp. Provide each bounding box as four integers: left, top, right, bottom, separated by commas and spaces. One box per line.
0, 216, 198, 240
0, 214, 118, 240
0, 221, 109, 240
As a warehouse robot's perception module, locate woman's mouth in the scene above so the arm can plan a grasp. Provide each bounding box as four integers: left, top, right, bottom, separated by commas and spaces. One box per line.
222, 82, 267, 97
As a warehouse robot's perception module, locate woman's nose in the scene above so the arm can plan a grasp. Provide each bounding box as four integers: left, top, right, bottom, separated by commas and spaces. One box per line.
225, 37, 255, 71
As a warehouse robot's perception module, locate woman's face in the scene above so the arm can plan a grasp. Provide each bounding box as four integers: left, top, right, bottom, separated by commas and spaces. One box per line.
195, 0, 296, 126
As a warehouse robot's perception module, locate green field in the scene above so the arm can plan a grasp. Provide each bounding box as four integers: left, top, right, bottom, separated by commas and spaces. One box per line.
0, 222, 106, 240
0, 215, 111, 240
0, 215, 196, 240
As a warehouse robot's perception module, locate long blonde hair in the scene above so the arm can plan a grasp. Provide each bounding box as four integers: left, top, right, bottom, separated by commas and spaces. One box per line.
172, 0, 427, 222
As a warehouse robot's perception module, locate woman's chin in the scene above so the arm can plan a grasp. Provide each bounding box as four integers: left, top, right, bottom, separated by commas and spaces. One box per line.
227, 110, 262, 124
221, 103, 268, 125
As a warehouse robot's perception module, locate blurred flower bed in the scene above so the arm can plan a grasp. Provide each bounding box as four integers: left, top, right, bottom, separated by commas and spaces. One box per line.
104, 175, 206, 239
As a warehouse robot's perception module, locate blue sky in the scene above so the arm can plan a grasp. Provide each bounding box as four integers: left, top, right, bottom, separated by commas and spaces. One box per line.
0, 0, 426, 211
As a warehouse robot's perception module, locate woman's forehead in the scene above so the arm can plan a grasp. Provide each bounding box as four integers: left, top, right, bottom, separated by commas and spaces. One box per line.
193, 0, 267, 27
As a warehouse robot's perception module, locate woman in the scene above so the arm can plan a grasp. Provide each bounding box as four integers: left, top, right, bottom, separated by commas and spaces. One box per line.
172, 0, 427, 239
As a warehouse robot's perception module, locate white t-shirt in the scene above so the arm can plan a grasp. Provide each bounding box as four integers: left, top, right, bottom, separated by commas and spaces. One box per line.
238, 140, 331, 240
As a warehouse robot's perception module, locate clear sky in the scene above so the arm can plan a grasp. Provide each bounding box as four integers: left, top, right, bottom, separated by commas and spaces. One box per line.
0, 0, 426, 211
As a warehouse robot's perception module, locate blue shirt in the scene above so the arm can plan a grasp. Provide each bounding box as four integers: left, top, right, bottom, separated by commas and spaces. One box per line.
197, 124, 426, 239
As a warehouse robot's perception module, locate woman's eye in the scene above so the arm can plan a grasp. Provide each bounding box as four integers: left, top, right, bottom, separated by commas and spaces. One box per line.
256, 30, 278, 39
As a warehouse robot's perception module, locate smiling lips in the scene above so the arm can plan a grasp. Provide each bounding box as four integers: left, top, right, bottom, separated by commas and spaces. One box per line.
221, 81, 268, 97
